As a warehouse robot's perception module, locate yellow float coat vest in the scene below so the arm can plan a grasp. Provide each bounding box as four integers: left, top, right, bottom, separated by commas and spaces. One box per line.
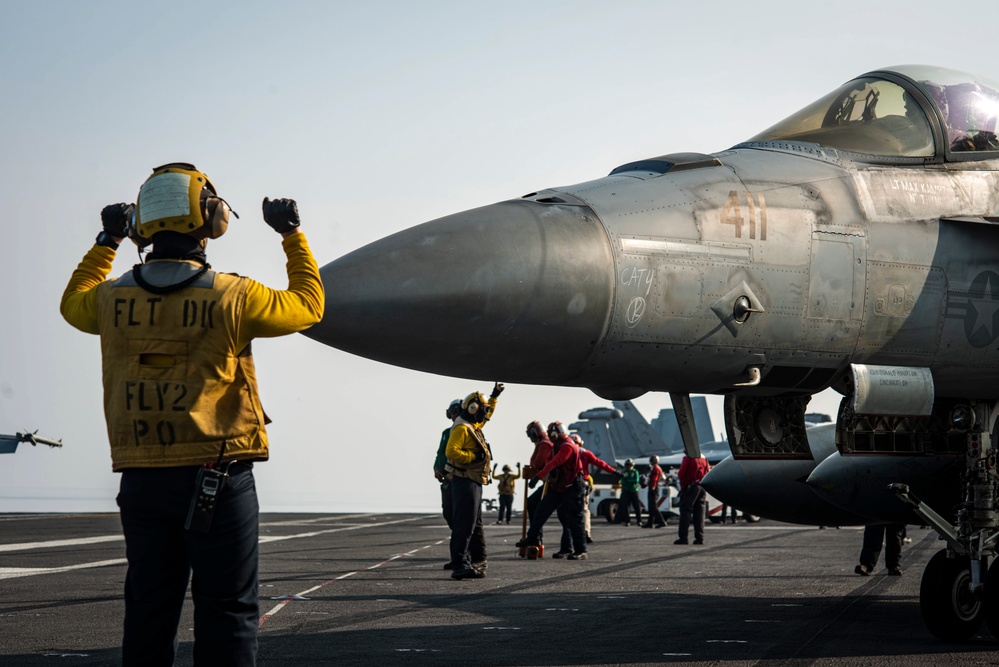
445, 422, 493, 485
96, 268, 269, 470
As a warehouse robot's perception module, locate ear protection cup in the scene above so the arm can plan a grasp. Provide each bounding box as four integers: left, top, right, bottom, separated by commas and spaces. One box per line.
201, 195, 231, 240
127, 207, 153, 248
462, 392, 485, 417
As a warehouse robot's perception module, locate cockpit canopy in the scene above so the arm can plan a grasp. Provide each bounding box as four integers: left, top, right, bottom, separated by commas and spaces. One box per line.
749, 65, 999, 161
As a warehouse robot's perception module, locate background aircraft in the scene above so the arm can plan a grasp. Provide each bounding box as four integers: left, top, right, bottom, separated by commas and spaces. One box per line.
0, 431, 63, 454
306, 65, 999, 641
566, 397, 731, 522
568, 396, 725, 467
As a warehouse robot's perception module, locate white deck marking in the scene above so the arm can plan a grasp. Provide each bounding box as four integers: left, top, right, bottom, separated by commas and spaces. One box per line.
258, 515, 431, 544
0, 515, 436, 581
258, 538, 446, 628
259, 513, 375, 527
0, 535, 124, 553
0, 558, 127, 579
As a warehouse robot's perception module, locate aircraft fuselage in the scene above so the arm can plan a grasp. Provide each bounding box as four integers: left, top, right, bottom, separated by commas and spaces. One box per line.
309, 146, 999, 403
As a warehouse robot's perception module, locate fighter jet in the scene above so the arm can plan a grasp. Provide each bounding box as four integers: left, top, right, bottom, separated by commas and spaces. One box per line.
307, 65, 999, 641
0, 431, 63, 454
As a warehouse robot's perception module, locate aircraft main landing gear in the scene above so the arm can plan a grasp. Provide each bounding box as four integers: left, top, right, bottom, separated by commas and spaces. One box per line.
890, 399, 999, 642
919, 550, 984, 640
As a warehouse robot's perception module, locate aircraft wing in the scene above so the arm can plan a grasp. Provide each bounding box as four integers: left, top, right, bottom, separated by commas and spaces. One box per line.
0, 435, 19, 454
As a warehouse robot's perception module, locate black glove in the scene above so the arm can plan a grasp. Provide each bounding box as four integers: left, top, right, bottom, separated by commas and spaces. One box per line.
490, 382, 505, 399
528, 477, 539, 489
492, 463, 498, 471
101, 203, 134, 239
262, 197, 301, 234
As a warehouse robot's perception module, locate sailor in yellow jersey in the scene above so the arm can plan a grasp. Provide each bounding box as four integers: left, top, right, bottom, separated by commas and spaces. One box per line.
60, 163, 324, 666
492, 463, 521, 524
445, 382, 503, 579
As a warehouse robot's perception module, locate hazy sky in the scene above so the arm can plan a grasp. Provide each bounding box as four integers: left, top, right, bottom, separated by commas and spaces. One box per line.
1, 1, 990, 514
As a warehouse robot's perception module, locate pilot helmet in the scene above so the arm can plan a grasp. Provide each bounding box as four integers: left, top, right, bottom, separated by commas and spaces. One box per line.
129, 162, 235, 248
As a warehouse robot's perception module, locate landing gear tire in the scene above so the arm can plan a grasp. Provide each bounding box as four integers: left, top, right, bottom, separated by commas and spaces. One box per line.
601, 500, 618, 524
744, 514, 760, 523
920, 549, 984, 641
983, 559, 999, 640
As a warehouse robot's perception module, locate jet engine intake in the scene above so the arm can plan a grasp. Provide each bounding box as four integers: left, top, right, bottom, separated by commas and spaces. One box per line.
724, 395, 811, 459
836, 396, 969, 455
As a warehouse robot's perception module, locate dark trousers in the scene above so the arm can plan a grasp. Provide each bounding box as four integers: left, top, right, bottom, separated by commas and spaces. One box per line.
498, 494, 514, 522
859, 524, 905, 569
678, 484, 706, 542
117, 464, 259, 667
645, 487, 666, 527
441, 482, 453, 528
618, 489, 642, 525
528, 479, 586, 553
560, 480, 587, 554
558, 504, 575, 553
449, 476, 486, 570
442, 481, 485, 563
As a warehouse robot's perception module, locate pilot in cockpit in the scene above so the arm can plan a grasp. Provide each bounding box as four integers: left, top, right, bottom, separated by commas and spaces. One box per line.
925, 81, 999, 152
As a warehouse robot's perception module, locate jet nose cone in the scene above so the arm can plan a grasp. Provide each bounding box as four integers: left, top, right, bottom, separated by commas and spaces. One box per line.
305, 199, 614, 384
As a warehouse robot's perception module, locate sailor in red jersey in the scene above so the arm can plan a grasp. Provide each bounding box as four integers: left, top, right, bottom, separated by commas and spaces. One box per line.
643, 455, 668, 529
524, 422, 588, 559
573, 434, 616, 544
675, 454, 711, 545
515, 421, 554, 550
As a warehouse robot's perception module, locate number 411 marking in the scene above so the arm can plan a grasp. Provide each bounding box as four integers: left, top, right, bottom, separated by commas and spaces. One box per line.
722, 191, 767, 240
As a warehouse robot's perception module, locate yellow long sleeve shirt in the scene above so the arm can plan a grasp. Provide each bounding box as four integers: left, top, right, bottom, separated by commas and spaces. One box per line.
60, 232, 325, 469
444, 395, 498, 466
61, 233, 324, 342
444, 396, 497, 484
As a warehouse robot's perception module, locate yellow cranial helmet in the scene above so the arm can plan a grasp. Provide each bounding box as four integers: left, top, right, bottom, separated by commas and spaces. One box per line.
129, 163, 232, 247
462, 392, 486, 417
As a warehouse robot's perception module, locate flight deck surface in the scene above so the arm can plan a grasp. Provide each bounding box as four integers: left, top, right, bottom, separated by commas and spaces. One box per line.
1, 512, 997, 666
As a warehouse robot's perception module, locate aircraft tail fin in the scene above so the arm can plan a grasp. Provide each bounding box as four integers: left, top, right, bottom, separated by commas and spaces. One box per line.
607, 401, 669, 460
649, 396, 714, 452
